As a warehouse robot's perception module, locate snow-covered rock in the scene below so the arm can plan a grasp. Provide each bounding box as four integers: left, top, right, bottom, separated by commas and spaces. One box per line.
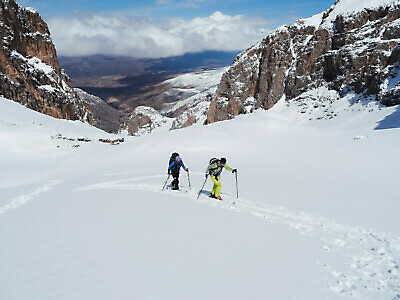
161, 68, 227, 130
126, 106, 172, 136
125, 68, 226, 134
0, 0, 91, 122
208, 0, 400, 124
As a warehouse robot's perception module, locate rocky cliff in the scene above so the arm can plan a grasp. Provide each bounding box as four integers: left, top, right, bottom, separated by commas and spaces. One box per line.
0, 0, 91, 121
207, 0, 400, 124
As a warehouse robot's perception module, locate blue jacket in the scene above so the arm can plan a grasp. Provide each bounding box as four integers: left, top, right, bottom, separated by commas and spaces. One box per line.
168, 160, 187, 173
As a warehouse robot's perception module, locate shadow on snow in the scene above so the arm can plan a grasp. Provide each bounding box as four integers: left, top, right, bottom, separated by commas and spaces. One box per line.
375, 105, 400, 130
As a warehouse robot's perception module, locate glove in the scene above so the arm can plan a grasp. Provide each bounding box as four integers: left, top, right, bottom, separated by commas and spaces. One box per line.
186, 168, 189, 172
232, 169, 237, 173
168, 170, 171, 175
205, 174, 208, 179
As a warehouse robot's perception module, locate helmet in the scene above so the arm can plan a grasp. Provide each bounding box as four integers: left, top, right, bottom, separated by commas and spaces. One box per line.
176, 156, 182, 162
220, 157, 227, 164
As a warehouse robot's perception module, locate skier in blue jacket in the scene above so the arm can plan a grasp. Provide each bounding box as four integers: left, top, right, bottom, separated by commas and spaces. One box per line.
168, 155, 189, 190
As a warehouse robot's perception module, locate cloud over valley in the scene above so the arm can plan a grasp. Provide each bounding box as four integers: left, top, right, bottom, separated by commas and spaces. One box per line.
48, 11, 271, 58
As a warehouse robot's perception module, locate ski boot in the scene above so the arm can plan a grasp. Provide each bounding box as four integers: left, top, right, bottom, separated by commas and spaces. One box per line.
210, 194, 222, 200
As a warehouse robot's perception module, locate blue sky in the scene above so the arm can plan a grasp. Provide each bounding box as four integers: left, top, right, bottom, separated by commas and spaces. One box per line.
18, 0, 336, 58
21, 0, 334, 22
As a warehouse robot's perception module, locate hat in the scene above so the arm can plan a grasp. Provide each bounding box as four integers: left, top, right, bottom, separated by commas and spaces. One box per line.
220, 157, 227, 164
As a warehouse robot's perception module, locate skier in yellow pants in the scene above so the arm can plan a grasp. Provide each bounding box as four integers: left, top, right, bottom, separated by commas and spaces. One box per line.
205, 157, 237, 200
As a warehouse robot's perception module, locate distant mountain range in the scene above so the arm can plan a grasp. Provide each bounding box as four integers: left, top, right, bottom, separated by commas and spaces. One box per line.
59, 51, 239, 79
58, 51, 239, 113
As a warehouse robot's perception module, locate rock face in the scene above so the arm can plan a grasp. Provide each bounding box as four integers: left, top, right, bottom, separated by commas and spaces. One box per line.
207, 0, 400, 124
0, 0, 91, 121
75, 88, 123, 133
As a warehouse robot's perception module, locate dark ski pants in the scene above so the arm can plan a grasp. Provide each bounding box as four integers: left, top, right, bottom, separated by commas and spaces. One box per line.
171, 171, 180, 190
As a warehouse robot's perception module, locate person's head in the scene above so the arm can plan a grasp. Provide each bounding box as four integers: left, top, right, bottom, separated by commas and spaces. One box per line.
220, 157, 227, 165
176, 156, 182, 163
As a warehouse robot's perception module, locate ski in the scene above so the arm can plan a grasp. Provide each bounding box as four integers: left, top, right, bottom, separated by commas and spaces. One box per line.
165, 185, 188, 193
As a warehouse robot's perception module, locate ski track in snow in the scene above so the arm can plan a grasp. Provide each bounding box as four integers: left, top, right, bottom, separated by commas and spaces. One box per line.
0, 180, 62, 215
78, 170, 400, 299
237, 199, 400, 299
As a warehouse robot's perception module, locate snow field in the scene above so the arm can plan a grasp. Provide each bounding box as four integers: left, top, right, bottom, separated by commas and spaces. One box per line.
1, 96, 400, 299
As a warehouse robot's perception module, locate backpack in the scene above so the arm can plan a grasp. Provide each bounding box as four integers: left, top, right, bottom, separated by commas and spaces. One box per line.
169, 152, 180, 167
208, 157, 219, 174
209, 157, 219, 165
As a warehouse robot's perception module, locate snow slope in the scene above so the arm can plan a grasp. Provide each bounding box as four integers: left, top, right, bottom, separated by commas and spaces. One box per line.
1, 96, 400, 299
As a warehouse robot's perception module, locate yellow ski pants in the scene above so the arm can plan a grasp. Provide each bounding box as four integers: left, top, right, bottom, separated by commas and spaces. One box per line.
211, 175, 221, 197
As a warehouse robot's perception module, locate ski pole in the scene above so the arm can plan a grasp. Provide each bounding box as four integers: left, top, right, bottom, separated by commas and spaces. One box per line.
162, 174, 170, 191
235, 172, 239, 199
197, 176, 208, 199
187, 171, 192, 190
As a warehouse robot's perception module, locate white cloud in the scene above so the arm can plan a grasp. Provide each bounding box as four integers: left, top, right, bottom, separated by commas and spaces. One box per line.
47, 11, 271, 58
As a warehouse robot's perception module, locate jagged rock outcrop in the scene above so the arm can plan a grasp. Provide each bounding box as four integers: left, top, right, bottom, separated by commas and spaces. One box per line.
166, 92, 213, 130
126, 106, 170, 136
0, 0, 91, 121
126, 92, 212, 135
207, 0, 400, 124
